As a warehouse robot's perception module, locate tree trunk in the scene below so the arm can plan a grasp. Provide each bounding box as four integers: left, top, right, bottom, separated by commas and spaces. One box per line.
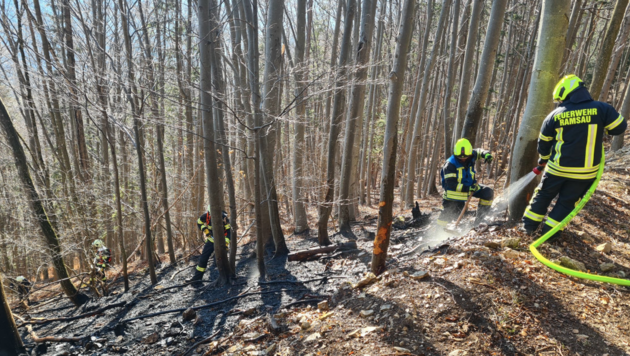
199, 0, 231, 284
404, 0, 452, 208
0, 98, 87, 306
612, 67, 630, 151
590, 0, 629, 100
600, 10, 630, 102
371, 0, 415, 275
508, 0, 570, 222
292, 0, 310, 233
259, 0, 289, 255
118, 0, 157, 285
460, 0, 508, 146
338, 0, 378, 231
242, 0, 267, 275
0, 274, 23, 355
318, 0, 356, 245
452, 0, 483, 143
443, 0, 461, 154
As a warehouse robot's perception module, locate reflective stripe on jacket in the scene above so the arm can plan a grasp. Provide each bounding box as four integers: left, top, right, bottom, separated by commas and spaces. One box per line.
440, 150, 488, 201
538, 87, 627, 179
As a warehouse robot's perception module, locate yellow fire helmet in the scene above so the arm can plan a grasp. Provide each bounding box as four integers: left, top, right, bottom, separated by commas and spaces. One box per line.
92, 239, 104, 248
552, 74, 583, 102
453, 138, 473, 157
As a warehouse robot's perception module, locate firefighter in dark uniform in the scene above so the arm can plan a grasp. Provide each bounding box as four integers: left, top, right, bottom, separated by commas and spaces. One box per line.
437, 138, 494, 227
13, 276, 31, 300
91, 239, 112, 283
522, 74, 627, 240
186, 206, 231, 284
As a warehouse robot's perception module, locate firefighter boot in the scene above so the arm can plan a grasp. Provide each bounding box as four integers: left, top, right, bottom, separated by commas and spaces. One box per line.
186, 269, 204, 287
474, 204, 492, 225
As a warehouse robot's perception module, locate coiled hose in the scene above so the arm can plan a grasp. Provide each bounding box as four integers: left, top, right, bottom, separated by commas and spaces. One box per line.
529, 148, 630, 286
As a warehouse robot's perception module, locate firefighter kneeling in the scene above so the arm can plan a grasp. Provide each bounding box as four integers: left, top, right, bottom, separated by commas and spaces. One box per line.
438, 138, 494, 227
186, 206, 231, 286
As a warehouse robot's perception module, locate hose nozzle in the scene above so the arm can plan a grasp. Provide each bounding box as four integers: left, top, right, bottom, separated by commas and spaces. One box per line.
533, 165, 545, 175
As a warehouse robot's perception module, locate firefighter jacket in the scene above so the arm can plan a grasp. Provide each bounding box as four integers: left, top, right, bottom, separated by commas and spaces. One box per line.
93, 247, 112, 269
197, 211, 231, 244
440, 149, 490, 201
538, 87, 627, 180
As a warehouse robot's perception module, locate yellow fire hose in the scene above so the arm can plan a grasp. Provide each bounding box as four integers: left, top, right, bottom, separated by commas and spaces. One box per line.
529, 147, 630, 286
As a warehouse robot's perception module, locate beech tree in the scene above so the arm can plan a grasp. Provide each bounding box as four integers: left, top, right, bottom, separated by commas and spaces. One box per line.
509, 0, 571, 221
371, 0, 415, 275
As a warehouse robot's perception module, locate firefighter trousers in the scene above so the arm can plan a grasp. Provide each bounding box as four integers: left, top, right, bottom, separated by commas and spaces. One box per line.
522, 173, 594, 233
196, 230, 231, 273
437, 185, 494, 226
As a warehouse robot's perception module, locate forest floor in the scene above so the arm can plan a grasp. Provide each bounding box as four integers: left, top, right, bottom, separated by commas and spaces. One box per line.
11, 139, 630, 356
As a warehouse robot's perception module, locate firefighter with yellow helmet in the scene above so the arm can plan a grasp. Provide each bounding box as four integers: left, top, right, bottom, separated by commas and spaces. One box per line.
438, 138, 494, 227
522, 74, 627, 241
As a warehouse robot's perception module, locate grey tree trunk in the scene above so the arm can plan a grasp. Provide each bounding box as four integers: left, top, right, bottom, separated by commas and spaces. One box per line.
371, 0, 415, 275
612, 67, 630, 151
508, 0, 570, 222
359, 0, 386, 206
590, 0, 629, 100
460, 0, 509, 146
292, 0, 309, 233
338, 0, 378, 231
0, 97, 87, 306
560, 0, 583, 70
259, 0, 289, 255
199, 0, 231, 284
443, 0, 462, 157
404, 0, 452, 208
599, 5, 630, 102
318, 0, 356, 245
452, 0, 483, 143
207, 0, 239, 274
0, 274, 23, 355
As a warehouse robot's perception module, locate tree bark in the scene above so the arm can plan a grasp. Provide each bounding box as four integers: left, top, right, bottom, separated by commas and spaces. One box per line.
0, 98, 87, 306
590, 0, 629, 100
460, 0, 508, 146
371, 0, 415, 275
260, 0, 289, 255
338, 0, 378, 231
292, 0, 310, 233
452, 0, 483, 144
404, 0, 452, 208
508, 0, 570, 222
0, 274, 23, 355
198, 0, 232, 284
318, 0, 356, 245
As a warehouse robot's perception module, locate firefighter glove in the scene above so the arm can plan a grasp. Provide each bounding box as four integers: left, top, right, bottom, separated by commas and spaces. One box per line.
470, 183, 480, 193
483, 153, 493, 163
537, 158, 548, 166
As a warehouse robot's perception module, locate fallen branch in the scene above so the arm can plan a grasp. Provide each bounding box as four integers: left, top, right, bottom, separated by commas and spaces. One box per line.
258, 276, 349, 285
121, 289, 301, 323
19, 301, 127, 326
288, 242, 357, 262
180, 330, 220, 356
25, 324, 82, 343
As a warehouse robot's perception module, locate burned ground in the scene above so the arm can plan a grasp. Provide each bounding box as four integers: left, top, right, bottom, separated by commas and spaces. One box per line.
10, 146, 630, 356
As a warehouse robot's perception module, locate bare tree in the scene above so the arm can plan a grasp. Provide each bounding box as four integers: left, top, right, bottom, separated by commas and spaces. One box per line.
371, 0, 415, 275
509, 0, 571, 221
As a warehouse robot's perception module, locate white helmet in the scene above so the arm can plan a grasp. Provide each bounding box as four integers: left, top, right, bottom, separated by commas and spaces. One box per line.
15, 276, 26, 282
92, 239, 104, 248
